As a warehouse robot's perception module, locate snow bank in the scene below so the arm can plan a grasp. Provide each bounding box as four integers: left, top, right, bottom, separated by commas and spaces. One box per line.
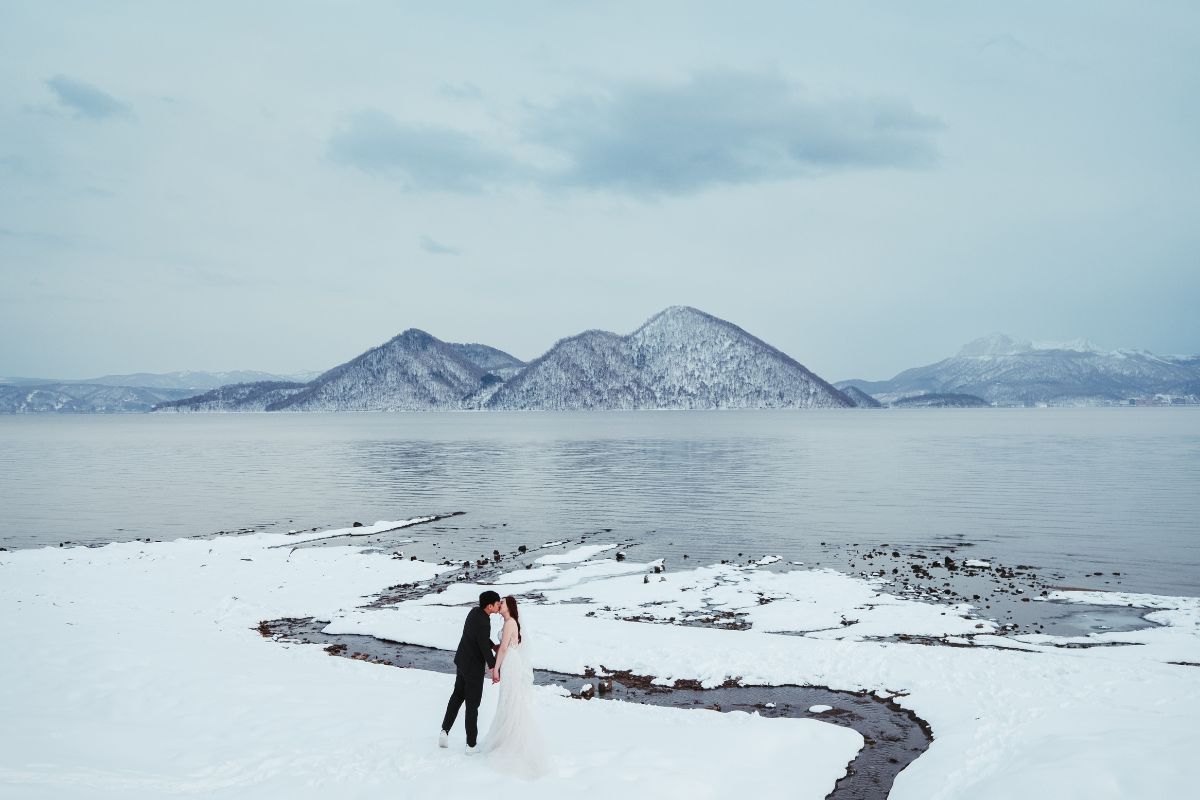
330, 554, 1200, 800
534, 544, 618, 564
3, 530, 1197, 799
0, 533, 857, 799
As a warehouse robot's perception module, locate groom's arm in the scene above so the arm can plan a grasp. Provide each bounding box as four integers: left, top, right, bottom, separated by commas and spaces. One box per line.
473, 614, 496, 669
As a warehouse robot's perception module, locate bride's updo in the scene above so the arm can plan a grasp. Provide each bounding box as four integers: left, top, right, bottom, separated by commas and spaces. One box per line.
505, 595, 522, 643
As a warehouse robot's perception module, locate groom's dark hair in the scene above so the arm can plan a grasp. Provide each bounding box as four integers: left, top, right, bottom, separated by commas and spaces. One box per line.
478, 590, 501, 608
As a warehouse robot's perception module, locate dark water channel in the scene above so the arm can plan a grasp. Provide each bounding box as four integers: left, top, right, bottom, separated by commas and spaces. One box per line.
261, 617, 930, 800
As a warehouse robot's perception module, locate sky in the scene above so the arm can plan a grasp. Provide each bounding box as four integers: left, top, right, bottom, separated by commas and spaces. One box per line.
2, 1, 1198, 382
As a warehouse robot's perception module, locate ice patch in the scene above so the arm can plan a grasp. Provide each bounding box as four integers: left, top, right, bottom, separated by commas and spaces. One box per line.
535, 544, 618, 564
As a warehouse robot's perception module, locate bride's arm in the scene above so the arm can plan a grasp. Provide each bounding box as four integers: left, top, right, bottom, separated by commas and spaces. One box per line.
492, 619, 518, 678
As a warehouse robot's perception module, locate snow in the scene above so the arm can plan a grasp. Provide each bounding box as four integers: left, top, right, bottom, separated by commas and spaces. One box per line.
283, 517, 435, 544
964, 559, 991, 568
3, 529, 1199, 799
0, 532, 857, 799
808, 705, 833, 714
534, 544, 618, 564
869, 335, 1200, 406
487, 306, 851, 410
754, 555, 782, 566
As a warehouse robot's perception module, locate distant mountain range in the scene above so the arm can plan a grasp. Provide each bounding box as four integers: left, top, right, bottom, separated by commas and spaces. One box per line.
155, 306, 851, 412
5, 323, 1197, 413
838, 334, 1200, 406
0, 369, 318, 413
0, 370, 314, 391
0, 383, 197, 413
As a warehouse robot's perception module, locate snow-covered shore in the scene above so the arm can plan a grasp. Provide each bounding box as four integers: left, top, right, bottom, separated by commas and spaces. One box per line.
2, 525, 1197, 798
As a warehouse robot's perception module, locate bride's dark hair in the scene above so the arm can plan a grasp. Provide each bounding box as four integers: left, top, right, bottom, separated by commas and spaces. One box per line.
505, 595, 522, 643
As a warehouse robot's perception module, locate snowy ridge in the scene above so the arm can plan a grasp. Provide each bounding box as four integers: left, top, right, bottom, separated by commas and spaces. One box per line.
0, 370, 305, 391
840, 386, 882, 408
488, 306, 852, 410
449, 343, 526, 380
153, 381, 308, 412
266, 329, 490, 412
0, 383, 195, 413
155, 333, 529, 413
890, 393, 989, 409
842, 333, 1200, 406
78, 370, 303, 390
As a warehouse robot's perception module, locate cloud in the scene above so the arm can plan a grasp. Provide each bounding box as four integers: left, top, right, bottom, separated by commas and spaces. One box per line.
326, 110, 518, 192
528, 70, 942, 195
419, 235, 460, 255
328, 71, 941, 197
439, 82, 484, 101
46, 74, 131, 119
978, 33, 1040, 58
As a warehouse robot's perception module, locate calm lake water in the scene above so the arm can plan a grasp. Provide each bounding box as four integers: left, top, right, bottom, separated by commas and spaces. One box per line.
1, 409, 1197, 596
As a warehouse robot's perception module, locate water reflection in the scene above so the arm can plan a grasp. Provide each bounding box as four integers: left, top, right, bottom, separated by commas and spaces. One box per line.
1, 410, 1197, 595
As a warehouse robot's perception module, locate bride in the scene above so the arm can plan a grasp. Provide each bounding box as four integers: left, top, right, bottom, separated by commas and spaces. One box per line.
480, 595, 550, 778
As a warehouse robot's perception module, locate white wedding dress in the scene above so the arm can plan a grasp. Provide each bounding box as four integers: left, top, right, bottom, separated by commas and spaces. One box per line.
480, 626, 550, 779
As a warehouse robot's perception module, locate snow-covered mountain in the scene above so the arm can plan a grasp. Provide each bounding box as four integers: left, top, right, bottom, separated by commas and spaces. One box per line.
153, 381, 309, 412
486, 306, 852, 410
839, 334, 1200, 406
4, 370, 306, 391
0, 383, 195, 413
840, 385, 883, 408
0, 370, 317, 412
891, 393, 990, 409
449, 343, 526, 380
263, 329, 494, 412
86, 370, 307, 390
153, 334, 528, 413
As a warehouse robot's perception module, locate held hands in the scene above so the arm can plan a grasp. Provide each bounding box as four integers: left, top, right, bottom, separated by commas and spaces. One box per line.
491, 667, 500, 684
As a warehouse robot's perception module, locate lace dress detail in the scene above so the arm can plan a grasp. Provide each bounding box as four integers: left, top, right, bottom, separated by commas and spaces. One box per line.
480, 633, 550, 778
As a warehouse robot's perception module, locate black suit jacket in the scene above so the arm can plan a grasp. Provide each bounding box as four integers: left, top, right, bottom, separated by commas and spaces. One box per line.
453, 606, 496, 673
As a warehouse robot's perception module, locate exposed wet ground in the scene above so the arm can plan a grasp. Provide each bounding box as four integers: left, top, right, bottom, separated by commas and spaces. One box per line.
256, 517, 1168, 799
271, 514, 1156, 639
260, 616, 931, 800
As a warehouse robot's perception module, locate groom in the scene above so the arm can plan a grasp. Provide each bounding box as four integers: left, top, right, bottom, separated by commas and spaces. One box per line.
439, 590, 502, 751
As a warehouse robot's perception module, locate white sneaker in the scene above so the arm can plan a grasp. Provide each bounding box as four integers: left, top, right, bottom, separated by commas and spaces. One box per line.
465, 744, 478, 755
438, 730, 449, 749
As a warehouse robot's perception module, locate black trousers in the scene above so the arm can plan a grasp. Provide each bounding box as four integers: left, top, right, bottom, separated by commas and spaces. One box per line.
441, 667, 484, 746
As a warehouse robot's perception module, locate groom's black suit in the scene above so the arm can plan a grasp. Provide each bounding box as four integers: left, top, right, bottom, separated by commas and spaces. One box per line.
440, 606, 496, 747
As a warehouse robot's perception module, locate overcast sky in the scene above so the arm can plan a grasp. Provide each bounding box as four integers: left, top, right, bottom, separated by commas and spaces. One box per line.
2, 1, 1197, 382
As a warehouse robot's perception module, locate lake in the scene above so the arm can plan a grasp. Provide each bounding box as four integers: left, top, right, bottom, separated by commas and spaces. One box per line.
1, 409, 1197, 596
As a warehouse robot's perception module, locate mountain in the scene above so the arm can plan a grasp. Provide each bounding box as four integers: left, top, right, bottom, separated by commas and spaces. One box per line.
891, 393, 990, 409
153, 381, 309, 412
449, 343, 526, 380
152, 333, 527, 413
840, 334, 1200, 406
263, 329, 494, 411
841, 385, 883, 408
79, 370, 305, 391
2, 370, 306, 391
0, 383, 194, 413
486, 306, 852, 410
